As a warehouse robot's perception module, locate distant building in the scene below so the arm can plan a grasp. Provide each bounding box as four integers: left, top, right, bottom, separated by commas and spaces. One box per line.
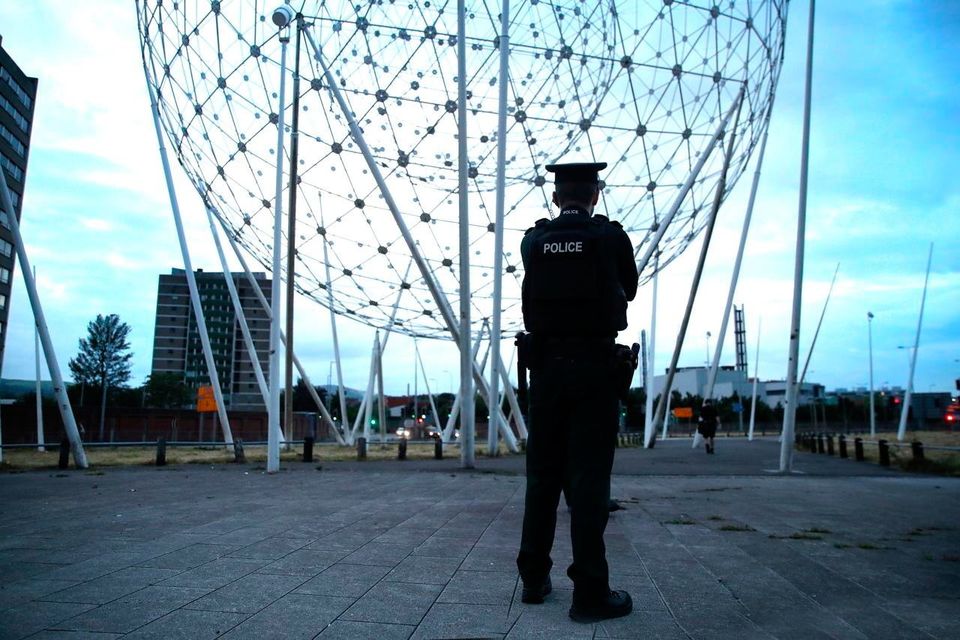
0, 36, 38, 377
652, 365, 825, 407
150, 268, 272, 410
653, 366, 755, 401
763, 380, 825, 408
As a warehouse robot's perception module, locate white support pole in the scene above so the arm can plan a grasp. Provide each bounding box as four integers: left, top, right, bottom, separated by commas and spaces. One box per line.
497, 357, 527, 439
267, 31, 290, 472
348, 260, 412, 441
779, 0, 816, 472
650, 88, 745, 441
799, 262, 840, 386
360, 334, 379, 442
457, 0, 476, 468
867, 312, 876, 436
748, 316, 761, 441
212, 211, 344, 443
445, 326, 486, 442
376, 332, 387, 444
704, 118, 773, 401
444, 395, 462, 440
897, 243, 933, 441
204, 204, 270, 408
663, 388, 673, 440
303, 26, 521, 453
320, 214, 350, 444
1, 167, 87, 466
302, 27, 460, 341
488, 0, 511, 458
141, 58, 234, 445
635, 92, 746, 274
34, 266, 44, 451
416, 342, 443, 433
644, 252, 659, 447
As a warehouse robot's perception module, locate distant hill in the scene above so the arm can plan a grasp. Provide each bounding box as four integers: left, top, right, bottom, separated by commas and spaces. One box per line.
1, 379, 371, 403
1, 379, 55, 400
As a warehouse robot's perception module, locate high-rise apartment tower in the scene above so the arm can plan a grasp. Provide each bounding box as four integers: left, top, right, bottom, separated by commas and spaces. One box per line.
151, 268, 272, 410
0, 35, 38, 375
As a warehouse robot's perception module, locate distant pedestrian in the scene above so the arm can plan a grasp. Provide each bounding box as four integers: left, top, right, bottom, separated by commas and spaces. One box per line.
698, 400, 719, 454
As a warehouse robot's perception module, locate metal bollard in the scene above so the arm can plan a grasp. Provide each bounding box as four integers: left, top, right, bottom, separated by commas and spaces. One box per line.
233, 438, 246, 464
826, 435, 835, 456
303, 436, 314, 463
398, 438, 407, 460
911, 441, 924, 463
357, 437, 367, 460
838, 435, 848, 459
854, 437, 864, 461
156, 438, 167, 466
434, 438, 443, 460
58, 438, 70, 470
878, 439, 890, 467
817, 434, 825, 454
519, 438, 527, 453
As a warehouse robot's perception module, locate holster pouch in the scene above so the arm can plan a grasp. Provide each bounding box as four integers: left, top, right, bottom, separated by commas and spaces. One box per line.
613, 342, 640, 402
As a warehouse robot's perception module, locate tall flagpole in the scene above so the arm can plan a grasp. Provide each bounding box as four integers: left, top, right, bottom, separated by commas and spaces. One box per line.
867, 311, 876, 436
779, 0, 816, 472
0, 162, 87, 467
643, 252, 658, 447
34, 266, 44, 451
748, 317, 761, 441
897, 243, 933, 441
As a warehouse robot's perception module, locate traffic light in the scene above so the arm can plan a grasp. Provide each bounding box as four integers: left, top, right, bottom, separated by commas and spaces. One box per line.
370, 417, 378, 426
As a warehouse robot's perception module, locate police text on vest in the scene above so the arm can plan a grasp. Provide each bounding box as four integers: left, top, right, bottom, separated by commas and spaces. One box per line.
543, 241, 583, 254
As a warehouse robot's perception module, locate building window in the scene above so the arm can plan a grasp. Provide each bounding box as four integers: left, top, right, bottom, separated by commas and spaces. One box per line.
0, 95, 28, 132
0, 67, 32, 109
0, 293, 6, 311
0, 238, 12, 258
0, 152, 24, 181
0, 123, 25, 157
0, 267, 8, 284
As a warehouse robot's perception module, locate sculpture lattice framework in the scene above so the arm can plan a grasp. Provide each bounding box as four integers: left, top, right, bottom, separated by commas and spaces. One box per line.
138, 0, 787, 339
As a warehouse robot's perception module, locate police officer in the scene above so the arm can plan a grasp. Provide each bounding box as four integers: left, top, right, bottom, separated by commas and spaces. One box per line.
516, 162, 638, 622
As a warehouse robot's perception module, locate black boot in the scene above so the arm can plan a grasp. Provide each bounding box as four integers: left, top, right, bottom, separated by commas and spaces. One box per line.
569, 589, 633, 622
521, 575, 552, 604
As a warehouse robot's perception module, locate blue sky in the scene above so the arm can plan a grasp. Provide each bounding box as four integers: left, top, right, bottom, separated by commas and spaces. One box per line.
0, 1, 957, 398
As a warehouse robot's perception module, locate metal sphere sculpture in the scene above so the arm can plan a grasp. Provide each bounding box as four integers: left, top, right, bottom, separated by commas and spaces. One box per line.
138, 0, 787, 339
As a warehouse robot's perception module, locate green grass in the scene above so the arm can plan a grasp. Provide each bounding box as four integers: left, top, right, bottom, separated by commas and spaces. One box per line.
662, 518, 697, 526
718, 524, 756, 532
805, 527, 831, 534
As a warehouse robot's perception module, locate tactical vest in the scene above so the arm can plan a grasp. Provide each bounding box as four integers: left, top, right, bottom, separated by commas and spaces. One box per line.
522, 212, 627, 336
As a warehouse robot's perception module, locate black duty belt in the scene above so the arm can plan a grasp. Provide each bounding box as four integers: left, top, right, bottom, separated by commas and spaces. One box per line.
539, 335, 615, 357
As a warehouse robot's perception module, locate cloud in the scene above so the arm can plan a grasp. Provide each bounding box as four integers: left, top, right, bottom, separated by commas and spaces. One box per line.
80, 218, 113, 232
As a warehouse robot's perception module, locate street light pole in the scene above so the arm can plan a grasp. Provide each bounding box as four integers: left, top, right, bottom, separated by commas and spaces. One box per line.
867, 311, 875, 436
705, 332, 712, 371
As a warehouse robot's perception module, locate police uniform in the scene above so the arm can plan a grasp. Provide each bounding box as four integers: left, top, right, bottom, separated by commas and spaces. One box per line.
516, 162, 639, 619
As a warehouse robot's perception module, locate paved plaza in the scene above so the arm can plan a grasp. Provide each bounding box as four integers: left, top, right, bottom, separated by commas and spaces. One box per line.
1, 439, 958, 639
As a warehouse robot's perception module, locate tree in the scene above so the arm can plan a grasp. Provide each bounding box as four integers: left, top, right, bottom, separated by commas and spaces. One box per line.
68, 314, 133, 440
144, 373, 192, 409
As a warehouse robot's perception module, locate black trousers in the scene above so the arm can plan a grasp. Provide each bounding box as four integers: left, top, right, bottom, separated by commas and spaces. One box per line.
516, 354, 619, 596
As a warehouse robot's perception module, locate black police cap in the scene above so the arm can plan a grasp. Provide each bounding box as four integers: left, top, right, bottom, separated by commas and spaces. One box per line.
545, 161, 608, 185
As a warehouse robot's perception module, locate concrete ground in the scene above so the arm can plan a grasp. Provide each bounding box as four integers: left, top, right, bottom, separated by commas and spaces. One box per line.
0, 439, 957, 639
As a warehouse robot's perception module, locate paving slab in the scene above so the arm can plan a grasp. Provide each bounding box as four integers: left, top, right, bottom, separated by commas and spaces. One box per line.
0, 439, 957, 639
